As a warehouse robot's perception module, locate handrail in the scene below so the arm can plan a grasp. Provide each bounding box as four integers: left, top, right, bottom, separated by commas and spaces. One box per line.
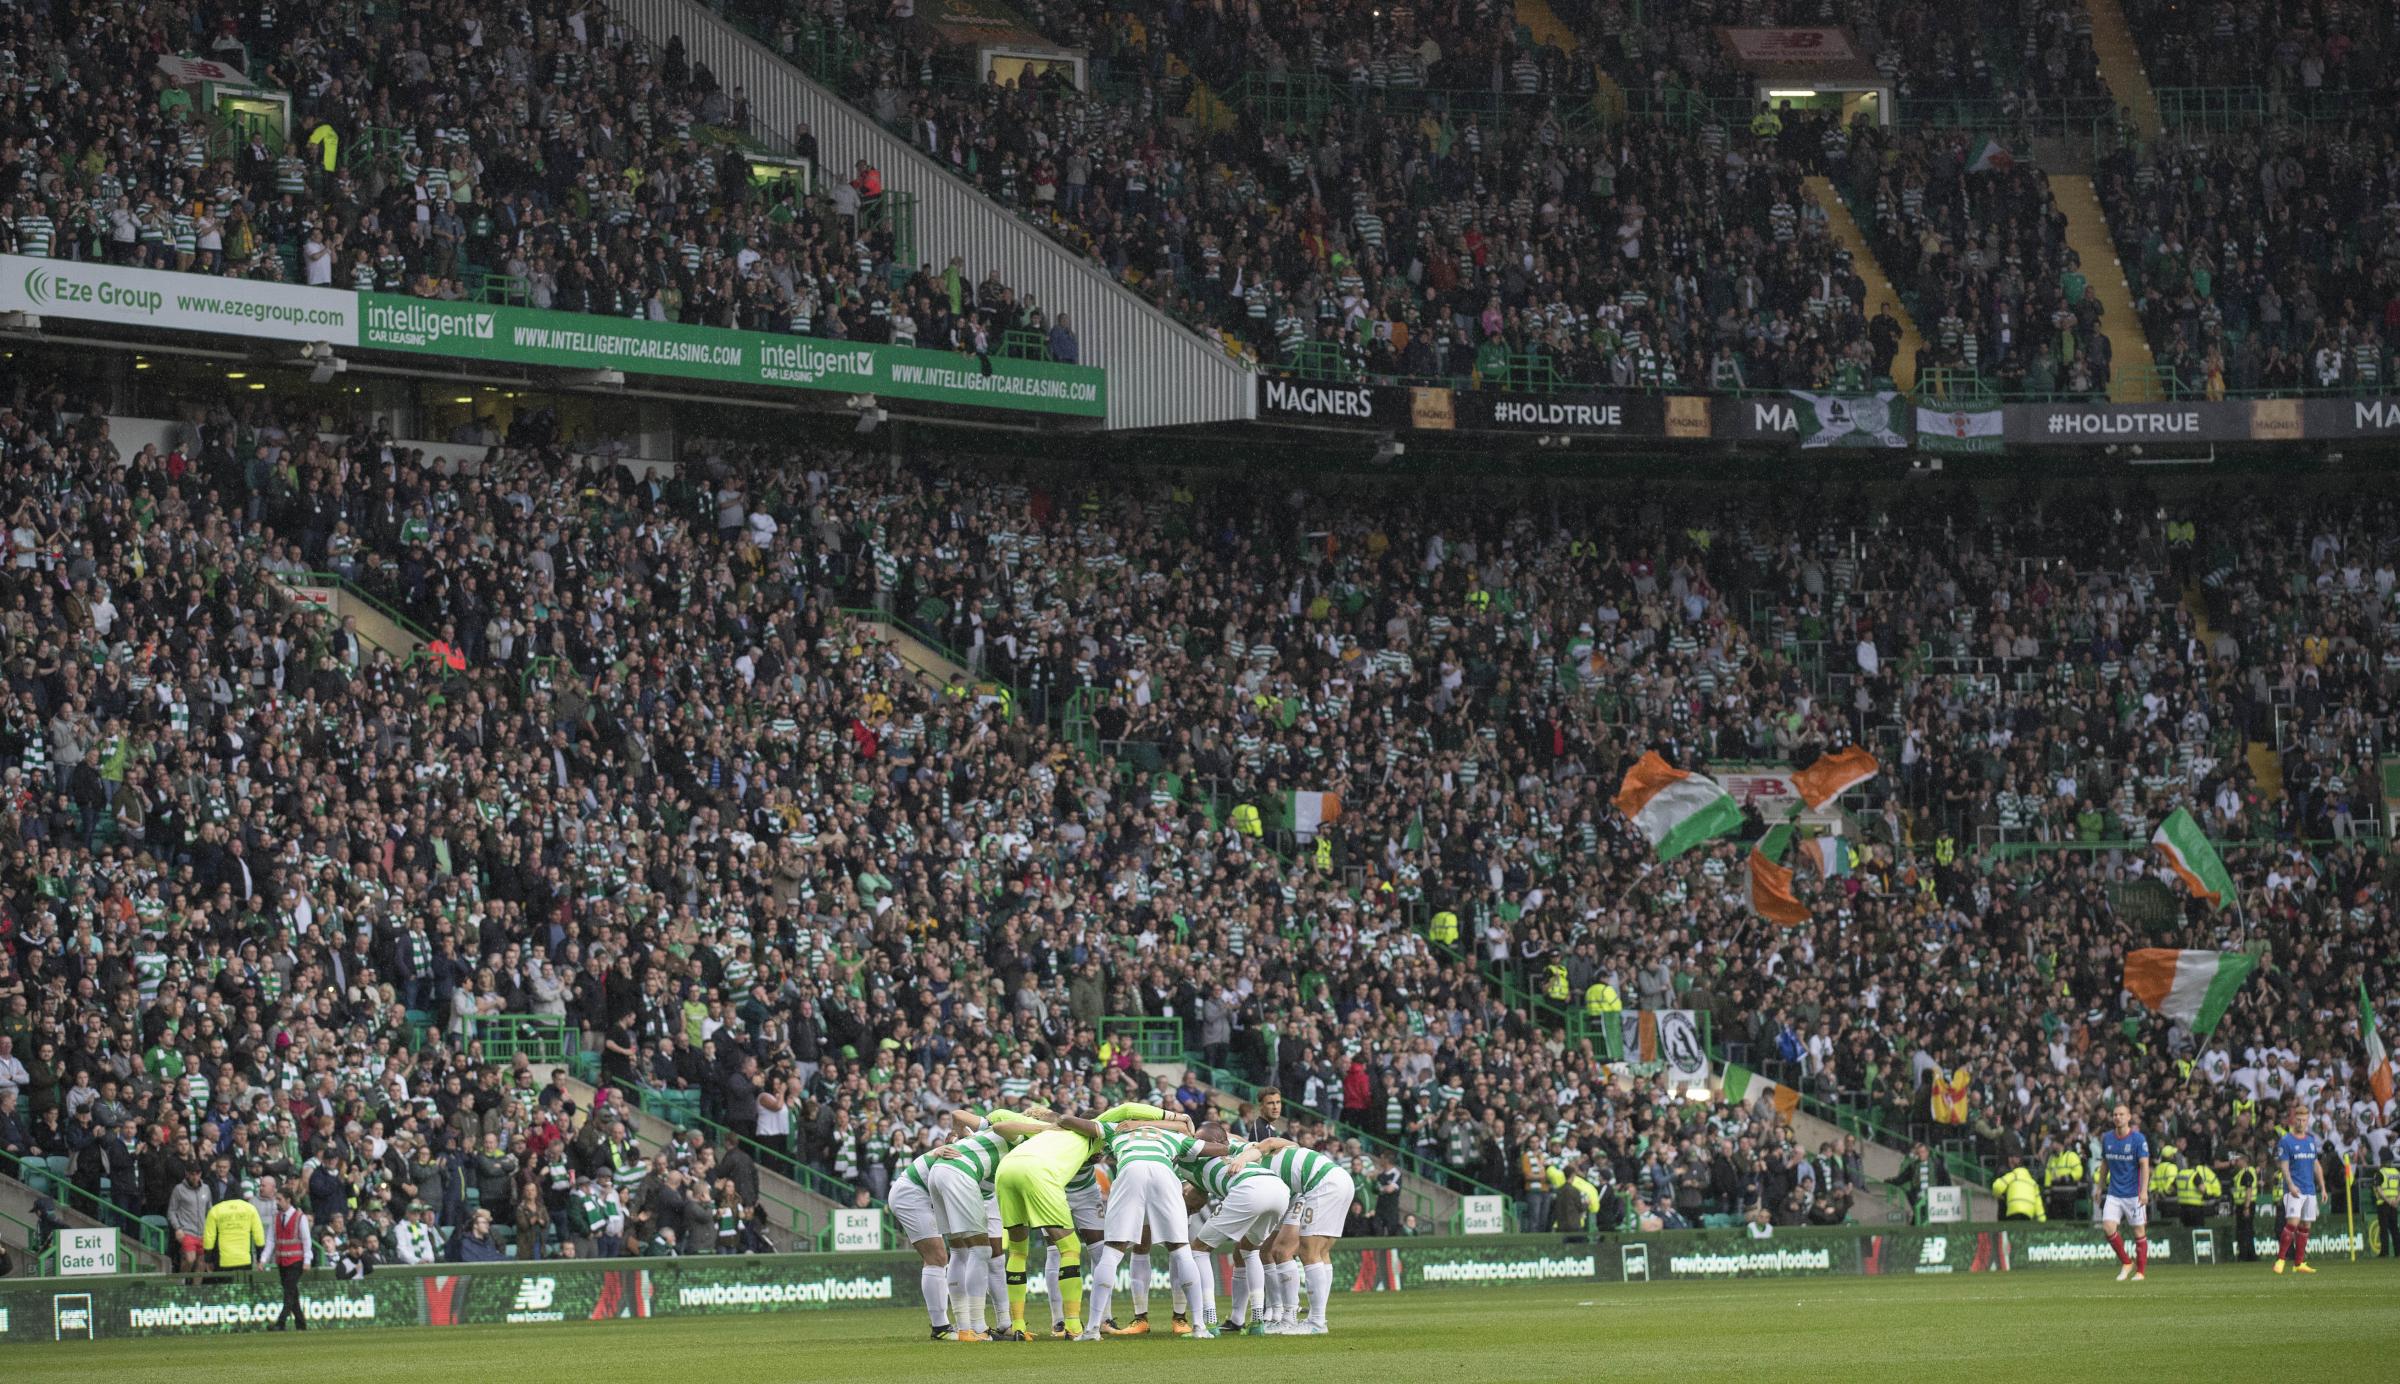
599, 1076, 884, 1248
270, 569, 435, 647
0, 1147, 171, 1257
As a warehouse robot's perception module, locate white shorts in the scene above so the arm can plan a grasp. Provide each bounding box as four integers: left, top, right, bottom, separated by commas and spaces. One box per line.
1193, 1177, 1292, 1251
1282, 1167, 1354, 1239
1104, 1163, 1190, 1244
2283, 1193, 2319, 1222
985, 1193, 1003, 1239
891, 1174, 940, 1244
926, 1164, 988, 1238
2100, 1194, 2147, 1228
1068, 1178, 1107, 1233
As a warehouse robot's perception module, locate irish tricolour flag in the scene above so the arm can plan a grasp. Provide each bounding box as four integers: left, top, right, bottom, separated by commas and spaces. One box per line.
2364, 982, 2393, 1113
1722, 1064, 1800, 1120
2123, 949, 2257, 1037
2151, 808, 2235, 909
1615, 752, 1743, 860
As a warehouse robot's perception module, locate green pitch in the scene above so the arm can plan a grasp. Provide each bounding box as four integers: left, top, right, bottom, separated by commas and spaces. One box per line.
12, 1265, 2397, 1383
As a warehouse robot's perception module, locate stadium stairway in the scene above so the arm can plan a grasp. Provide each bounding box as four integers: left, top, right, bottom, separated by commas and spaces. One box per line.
2048, 174, 2162, 403
1805, 177, 1925, 393
2180, 581, 2283, 799
553, 1074, 856, 1251
2082, 0, 2163, 143
0, 1168, 171, 1272
1786, 1107, 1998, 1224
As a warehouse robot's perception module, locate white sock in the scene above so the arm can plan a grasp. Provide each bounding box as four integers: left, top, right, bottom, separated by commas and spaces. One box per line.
1227, 1251, 1248, 1326
1276, 1260, 1302, 1321
988, 1246, 1012, 1330
1173, 1246, 1213, 1328
959, 1249, 986, 1332
1130, 1252, 1152, 1317
1084, 1245, 1121, 1331
947, 1254, 972, 1330
921, 1263, 950, 1330
1244, 1250, 1265, 1318
1304, 1261, 1332, 1327
1044, 1246, 1063, 1328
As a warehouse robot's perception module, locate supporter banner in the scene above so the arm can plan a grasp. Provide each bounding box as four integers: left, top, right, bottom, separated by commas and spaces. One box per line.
1794, 391, 1910, 448
1618, 1010, 1710, 1091
1916, 404, 2003, 453
0, 253, 359, 346
1451, 390, 1666, 437
357, 297, 1104, 417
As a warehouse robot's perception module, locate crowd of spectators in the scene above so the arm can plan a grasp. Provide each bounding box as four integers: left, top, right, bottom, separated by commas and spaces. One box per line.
2096, 113, 2400, 399
0, 353, 2392, 1261
0, 0, 1057, 362
2119, 0, 2398, 102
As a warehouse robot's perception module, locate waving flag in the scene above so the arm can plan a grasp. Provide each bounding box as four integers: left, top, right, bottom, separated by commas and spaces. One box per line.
1792, 746, 1880, 808
2151, 808, 2234, 909
1801, 835, 1852, 877
2365, 982, 2394, 1112
2123, 949, 2258, 1037
1614, 752, 1743, 860
1748, 824, 1810, 925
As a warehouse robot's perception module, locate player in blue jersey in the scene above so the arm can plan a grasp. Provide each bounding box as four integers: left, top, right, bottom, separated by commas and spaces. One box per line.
2097, 1103, 2152, 1281
2273, 1107, 2322, 1274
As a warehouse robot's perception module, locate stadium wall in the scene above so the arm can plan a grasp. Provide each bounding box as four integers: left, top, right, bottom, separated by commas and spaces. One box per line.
600, 0, 1254, 433
0, 1223, 2349, 1341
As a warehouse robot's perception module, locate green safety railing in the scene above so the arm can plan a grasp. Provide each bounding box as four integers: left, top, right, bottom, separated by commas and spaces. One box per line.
473, 1014, 574, 1064
270, 570, 433, 648
601, 1077, 893, 1251
0, 1148, 170, 1260
1101, 1017, 1186, 1063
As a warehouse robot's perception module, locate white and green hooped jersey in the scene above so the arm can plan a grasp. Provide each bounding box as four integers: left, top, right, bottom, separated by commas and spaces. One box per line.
1194, 1149, 1277, 1202
1260, 1142, 1341, 1196
921, 1126, 1015, 1192
1104, 1125, 1199, 1171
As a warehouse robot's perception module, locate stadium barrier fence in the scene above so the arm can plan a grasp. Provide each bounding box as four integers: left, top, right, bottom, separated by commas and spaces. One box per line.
2, 1219, 2348, 1341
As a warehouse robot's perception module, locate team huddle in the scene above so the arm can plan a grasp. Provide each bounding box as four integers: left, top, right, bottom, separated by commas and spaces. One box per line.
889, 1101, 1354, 1341
2096, 1102, 2329, 1280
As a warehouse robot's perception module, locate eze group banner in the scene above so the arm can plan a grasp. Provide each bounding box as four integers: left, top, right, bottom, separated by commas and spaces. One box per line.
358, 296, 1104, 417
0, 253, 358, 345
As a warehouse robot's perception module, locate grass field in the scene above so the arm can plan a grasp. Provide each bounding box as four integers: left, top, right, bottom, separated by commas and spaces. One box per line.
11, 1264, 2397, 1382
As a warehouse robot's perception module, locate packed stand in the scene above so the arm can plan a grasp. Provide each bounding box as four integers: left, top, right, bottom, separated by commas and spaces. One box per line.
0, 366, 2394, 1259
0, 0, 1056, 362
2118, 0, 2399, 107
2095, 115, 2400, 398
1549, 0, 2110, 125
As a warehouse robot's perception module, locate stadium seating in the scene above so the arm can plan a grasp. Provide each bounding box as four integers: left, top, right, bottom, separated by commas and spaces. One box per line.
0, 0, 2394, 1276
0, 0, 1049, 360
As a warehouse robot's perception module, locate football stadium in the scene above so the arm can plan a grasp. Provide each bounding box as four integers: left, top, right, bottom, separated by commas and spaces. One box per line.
1, 0, 2398, 1379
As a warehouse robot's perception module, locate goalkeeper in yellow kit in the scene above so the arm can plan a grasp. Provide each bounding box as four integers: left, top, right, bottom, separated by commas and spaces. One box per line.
992, 1102, 1178, 1339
